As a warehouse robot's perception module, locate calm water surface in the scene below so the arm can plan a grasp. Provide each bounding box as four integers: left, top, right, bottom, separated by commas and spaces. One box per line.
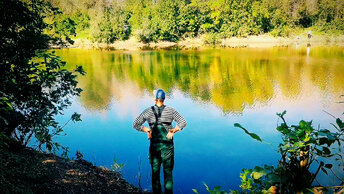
54, 47, 344, 193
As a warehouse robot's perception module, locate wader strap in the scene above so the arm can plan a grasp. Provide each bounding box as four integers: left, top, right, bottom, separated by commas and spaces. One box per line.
150, 105, 173, 144
149, 122, 171, 126
151, 105, 165, 125
151, 106, 157, 125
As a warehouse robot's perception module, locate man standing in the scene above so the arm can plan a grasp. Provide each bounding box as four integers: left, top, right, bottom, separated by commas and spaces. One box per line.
133, 89, 187, 194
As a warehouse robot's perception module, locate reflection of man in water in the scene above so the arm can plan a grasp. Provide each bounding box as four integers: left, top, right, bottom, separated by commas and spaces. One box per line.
308, 30, 312, 39
133, 89, 187, 194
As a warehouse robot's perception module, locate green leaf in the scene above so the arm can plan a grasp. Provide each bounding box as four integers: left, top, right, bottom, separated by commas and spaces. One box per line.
331, 123, 339, 131
277, 123, 289, 134
293, 142, 304, 148
296, 129, 305, 138
204, 183, 210, 191
322, 147, 331, 155
299, 120, 307, 129
234, 123, 262, 142
305, 125, 313, 133
320, 129, 330, 132
252, 171, 267, 179
277, 126, 284, 132
314, 148, 324, 155
317, 131, 329, 136
192, 189, 200, 194
266, 174, 280, 183
288, 132, 298, 140
75, 65, 86, 75
336, 118, 344, 130
252, 167, 267, 179
326, 133, 337, 141
71, 112, 82, 122
263, 165, 274, 171
276, 110, 287, 118
243, 168, 253, 174
319, 137, 335, 146
46, 143, 52, 152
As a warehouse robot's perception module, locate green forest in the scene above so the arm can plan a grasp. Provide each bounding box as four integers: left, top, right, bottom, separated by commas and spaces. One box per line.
48, 0, 344, 44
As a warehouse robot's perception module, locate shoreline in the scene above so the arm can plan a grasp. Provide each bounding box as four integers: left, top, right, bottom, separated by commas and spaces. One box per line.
0, 140, 145, 194
61, 34, 344, 51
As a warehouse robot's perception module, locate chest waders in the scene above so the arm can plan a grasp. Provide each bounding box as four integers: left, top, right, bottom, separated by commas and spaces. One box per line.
149, 106, 174, 194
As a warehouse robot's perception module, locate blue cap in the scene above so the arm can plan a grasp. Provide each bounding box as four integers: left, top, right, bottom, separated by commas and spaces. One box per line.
156, 89, 165, 100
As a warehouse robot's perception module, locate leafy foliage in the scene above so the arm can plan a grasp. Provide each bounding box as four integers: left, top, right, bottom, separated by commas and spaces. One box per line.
0, 0, 84, 152
44, 13, 77, 46
111, 154, 125, 172
197, 110, 344, 193
193, 183, 233, 194
89, 1, 130, 43
235, 111, 344, 193
75, 150, 83, 160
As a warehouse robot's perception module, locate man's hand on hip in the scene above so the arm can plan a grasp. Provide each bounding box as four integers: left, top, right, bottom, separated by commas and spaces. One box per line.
166, 130, 174, 140
142, 127, 152, 139
166, 128, 180, 140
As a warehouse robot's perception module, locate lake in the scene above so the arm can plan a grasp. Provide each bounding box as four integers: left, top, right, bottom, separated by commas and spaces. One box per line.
54, 46, 344, 193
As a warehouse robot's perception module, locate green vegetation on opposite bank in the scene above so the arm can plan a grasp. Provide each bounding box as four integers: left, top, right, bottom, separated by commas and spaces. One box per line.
47, 0, 344, 45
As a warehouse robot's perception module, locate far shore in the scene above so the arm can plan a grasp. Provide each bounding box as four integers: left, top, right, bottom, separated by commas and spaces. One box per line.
61, 34, 344, 51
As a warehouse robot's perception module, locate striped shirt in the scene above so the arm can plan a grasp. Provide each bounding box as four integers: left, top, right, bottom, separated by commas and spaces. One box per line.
133, 105, 187, 132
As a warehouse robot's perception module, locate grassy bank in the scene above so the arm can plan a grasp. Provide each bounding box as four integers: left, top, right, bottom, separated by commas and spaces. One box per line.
0, 138, 142, 194
66, 34, 344, 50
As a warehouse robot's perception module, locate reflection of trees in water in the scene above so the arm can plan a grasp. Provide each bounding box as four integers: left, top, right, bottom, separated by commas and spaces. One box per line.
56, 50, 114, 111
56, 48, 344, 113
